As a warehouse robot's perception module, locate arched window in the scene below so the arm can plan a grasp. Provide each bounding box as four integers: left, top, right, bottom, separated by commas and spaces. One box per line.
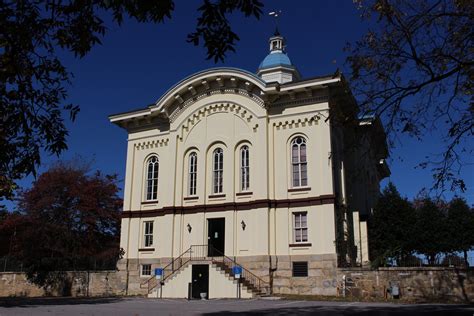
240, 146, 250, 191
212, 148, 223, 194
188, 152, 198, 196
291, 137, 307, 187
146, 156, 159, 200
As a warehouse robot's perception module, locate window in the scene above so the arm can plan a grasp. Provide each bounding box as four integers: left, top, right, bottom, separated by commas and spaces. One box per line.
294, 212, 308, 243
146, 156, 159, 200
143, 221, 154, 247
213, 148, 223, 193
291, 137, 307, 187
188, 152, 198, 196
292, 261, 308, 277
141, 264, 151, 277
240, 146, 250, 191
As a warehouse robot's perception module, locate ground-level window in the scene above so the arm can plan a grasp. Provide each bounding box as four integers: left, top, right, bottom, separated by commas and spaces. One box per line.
141, 264, 151, 277
292, 261, 308, 277
293, 212, 308, 243
143, 221, 154, 247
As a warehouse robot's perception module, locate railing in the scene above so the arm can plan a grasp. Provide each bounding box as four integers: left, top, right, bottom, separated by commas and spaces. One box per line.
140, 245, 270, 295
208, 246, 271, 295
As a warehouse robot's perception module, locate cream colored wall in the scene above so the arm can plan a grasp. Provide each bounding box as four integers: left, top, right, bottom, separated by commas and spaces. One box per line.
119, 85, 338, 261
274, 204, 336, 256
158, 263, 253, 299
208, 265, 253, 299
360, 220, 369, 263
160, 263, 191, 298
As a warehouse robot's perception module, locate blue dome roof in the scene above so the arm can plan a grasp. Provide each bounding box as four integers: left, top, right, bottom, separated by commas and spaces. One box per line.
259, 52, 293, 69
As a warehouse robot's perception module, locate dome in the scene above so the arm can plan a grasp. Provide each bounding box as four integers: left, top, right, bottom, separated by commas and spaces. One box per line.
259, 52, 293, 69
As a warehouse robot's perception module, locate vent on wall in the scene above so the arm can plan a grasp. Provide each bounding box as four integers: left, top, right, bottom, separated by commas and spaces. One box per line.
292, 261, 308, 277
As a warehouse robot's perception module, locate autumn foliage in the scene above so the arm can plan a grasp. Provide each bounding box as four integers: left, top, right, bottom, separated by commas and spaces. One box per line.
0, 162, 122, 286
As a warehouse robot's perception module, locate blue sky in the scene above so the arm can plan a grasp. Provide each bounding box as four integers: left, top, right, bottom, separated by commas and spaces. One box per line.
6, 0, 473, 208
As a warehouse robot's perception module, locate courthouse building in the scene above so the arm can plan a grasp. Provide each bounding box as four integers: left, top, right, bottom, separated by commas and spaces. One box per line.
109, 31, 390, 298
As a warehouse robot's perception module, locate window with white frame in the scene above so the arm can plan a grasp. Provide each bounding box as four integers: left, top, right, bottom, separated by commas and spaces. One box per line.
293, 212, 308, 243
188, 152, 198, 196
240, 145, 250, 191
141, 264, 151, 276
212, 148, 223, 194
291, 137, 307, 187
143, 221, 154, 247
145, 156, 159, 200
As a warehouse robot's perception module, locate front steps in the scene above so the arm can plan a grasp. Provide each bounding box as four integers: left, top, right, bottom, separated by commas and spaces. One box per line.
147, 262, 255, 299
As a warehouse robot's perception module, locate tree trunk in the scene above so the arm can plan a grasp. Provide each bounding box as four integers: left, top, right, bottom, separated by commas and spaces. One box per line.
463, 250, 469, 268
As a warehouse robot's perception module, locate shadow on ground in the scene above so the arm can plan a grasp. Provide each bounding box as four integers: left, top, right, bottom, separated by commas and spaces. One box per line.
0, 296, 122, 308
204, 304, 474, 316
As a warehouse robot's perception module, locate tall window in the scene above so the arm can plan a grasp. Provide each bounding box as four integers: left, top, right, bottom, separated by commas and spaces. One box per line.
294, 212, 308, 243
144, 221, 154, 247
146, 156, 159, 200
291, 137, 307, 187
240, 146, 250, 191
188, 152, 198, 196
213, 148, 223, 194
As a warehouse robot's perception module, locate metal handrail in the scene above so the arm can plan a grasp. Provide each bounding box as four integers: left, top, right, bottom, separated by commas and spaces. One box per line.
141, 244, 270, 294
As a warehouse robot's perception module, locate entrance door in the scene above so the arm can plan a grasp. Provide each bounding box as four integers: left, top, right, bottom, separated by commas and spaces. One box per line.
191, 264, 209, 299
207, 218, 225, 256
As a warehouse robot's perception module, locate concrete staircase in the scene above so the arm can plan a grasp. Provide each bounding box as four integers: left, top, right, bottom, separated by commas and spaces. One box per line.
147, 261, 255, 299
142, 245, 270, 299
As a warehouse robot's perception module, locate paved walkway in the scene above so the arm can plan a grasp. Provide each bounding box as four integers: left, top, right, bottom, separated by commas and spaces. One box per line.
0, 297, 473, 315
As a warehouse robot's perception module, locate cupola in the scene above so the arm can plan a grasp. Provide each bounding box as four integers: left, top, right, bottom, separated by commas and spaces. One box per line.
257, 29, 300, 84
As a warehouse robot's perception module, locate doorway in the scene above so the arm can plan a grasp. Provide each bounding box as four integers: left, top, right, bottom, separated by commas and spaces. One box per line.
191, 264, 209, 299
207, 218, 225, 256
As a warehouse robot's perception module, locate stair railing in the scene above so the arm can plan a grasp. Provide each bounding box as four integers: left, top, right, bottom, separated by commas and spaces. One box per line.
208, 246, 271, 295
140, 244, 270, 295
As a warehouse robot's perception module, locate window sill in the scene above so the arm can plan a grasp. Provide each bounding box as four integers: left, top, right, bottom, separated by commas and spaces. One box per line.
140, 275, 152, 278
236, 191, 253, 196
288, 187, 311, 193
289, 243, 312, 247
209, 194, 226, 199
184, 196, 199, 201
138, 248, 155, 252
141, 200, 158, 205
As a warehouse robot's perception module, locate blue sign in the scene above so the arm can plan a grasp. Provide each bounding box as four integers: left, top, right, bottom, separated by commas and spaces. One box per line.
154, 268, 163, 276
232, 266, 242, 276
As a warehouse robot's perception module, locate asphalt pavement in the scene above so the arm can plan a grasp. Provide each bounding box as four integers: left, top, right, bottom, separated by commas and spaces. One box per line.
0, 297, 473, 315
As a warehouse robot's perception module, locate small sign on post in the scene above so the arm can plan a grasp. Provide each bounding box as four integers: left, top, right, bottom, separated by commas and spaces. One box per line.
155, 268, 163, 280
232, 266, 242, 279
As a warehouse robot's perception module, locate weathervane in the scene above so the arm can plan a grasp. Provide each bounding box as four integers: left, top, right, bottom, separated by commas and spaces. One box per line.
268, 10, 282, 34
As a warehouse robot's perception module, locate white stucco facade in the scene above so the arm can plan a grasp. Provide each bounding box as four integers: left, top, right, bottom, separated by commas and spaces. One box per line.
110, 33, 389, 297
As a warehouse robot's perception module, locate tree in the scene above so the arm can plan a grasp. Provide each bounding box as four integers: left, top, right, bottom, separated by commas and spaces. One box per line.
447, 197, 474, 266
0, 0, 264, 203
14, 161, 122, 287
369, 182, 416, 267
346, 0, 473, 192
413, 197, 448, 264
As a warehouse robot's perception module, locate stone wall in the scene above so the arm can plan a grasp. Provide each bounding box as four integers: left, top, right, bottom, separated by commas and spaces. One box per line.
271, 254, 338, 296
0, 271, 127, 298
337, 267, 473, 303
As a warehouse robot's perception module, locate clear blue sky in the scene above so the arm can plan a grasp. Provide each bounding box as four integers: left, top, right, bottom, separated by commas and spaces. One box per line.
7, 0, 473, 209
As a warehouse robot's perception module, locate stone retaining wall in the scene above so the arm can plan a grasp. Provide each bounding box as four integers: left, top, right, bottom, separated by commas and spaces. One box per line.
0, 271, 126, 297
1, 265, 472, 302
337, 267, 473, 302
